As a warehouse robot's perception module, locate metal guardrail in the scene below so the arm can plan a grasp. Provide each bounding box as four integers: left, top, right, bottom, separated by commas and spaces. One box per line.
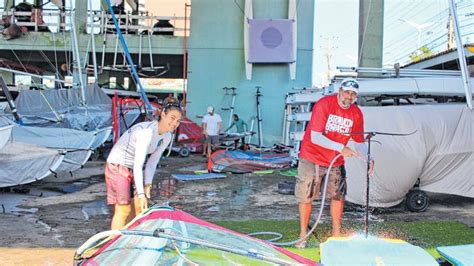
0, 10, 189, 36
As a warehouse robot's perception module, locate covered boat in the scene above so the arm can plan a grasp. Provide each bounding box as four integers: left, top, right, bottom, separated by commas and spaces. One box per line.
345, 104, 473, 207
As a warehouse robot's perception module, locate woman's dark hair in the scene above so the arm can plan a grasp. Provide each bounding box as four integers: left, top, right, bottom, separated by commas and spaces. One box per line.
233, 114, 239, 120
162, 97, 183, 115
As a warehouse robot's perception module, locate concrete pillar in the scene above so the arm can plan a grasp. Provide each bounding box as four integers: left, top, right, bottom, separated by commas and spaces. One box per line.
72, 0, 89, 92
358, 0, 384, 74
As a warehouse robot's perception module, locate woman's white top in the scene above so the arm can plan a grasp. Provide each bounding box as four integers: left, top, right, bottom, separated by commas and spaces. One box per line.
107, 120, 172, 195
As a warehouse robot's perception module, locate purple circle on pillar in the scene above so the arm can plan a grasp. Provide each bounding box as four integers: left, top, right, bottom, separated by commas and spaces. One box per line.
261, 27, 282, 49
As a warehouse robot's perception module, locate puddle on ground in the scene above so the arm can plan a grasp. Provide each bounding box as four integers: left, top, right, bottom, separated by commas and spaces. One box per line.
46, 180, 91, 194
81, 200, 109, 220
215, 178, 254, 212
157, 177, 178, 198
0, 188, 62, 214
177, 165, 208, 172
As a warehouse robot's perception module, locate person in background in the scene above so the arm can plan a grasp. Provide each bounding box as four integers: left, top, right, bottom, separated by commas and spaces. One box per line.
202, 106, 222, 158
224, 114, 248, 149
105, 97, 183, 230
294, 78, 374, 248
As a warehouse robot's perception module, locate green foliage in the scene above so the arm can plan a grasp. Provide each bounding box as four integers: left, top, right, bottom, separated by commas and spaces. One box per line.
409, 46, 434, 62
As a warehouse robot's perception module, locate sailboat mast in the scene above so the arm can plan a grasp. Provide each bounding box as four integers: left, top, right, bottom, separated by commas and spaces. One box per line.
88, 0, 98, 80
448, 0, 472, 109
70, 0, 86, 105
104, 0, 153, 115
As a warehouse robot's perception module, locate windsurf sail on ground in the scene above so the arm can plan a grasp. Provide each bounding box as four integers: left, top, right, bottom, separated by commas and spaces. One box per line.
437, 244, 474, 266
209, 150, 292, 173
74, 206, 316, 265
171, 173, 226, 181
320, 234, 437, 265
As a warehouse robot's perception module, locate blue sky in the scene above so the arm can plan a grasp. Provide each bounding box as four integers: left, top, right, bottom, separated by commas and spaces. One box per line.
1, 0, 471, 87
312, 0, 473, 87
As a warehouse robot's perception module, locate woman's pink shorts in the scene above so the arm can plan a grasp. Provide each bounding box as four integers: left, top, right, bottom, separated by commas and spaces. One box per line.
105, 162, 135, 205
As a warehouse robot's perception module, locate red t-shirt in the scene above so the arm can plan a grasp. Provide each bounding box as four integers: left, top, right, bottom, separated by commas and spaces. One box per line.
300, 94, 364, 167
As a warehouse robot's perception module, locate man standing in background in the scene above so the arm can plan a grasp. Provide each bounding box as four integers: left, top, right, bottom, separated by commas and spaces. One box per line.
202, 106, 222, 158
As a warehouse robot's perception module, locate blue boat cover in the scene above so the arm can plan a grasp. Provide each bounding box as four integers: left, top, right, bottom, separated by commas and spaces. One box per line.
171, 173, 226, 181
437, 244, 474, 266
321, 234, 438, 266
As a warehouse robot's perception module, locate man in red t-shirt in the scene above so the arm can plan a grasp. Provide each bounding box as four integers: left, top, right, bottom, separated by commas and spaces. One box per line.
294, 78, 374, 248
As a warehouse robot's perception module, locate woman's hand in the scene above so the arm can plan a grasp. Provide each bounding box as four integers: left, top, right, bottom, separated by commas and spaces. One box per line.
144, 184, 152, 199
137, 194, 148, 214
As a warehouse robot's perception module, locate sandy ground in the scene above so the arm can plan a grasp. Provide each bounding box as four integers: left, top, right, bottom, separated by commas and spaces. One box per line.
0, 154, 473, 265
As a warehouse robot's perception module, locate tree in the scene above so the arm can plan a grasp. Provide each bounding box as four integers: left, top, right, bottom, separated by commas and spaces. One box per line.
409, 46, 433, 63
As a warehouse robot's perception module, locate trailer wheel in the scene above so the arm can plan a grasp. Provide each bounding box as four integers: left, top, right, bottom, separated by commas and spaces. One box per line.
179, 147, 190, 157
405, 190, 429, 212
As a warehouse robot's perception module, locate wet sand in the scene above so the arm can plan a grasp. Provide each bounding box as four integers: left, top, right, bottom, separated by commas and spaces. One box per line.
0, 248, 74, 265
0, 155, 473, 265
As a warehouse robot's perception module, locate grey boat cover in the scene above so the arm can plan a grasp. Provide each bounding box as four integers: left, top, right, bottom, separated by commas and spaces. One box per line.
13, 83, 111, 130
345, 104, 473, 207
10, 124, 111, 173
0, 141, 63, 187
12, 83, 140, 132
0, 116, 13, 150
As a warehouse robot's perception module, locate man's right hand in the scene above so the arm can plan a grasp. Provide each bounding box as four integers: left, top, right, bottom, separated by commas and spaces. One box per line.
340, 146, 358, 158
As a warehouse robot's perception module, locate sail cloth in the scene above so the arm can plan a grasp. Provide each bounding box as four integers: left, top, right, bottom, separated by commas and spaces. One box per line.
0, 116, 13, 150
11, 124, 111, 173
0, 141, 63, 187
436, 244, 474, 266
345, 104, 473, 207
75, 206, 316, 265
209, 150, 292, 173
321, 235, 437, 265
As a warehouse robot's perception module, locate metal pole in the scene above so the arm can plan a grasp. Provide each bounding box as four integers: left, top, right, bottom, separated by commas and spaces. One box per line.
100, 11, 107, 74
229, 87, 236, 127
449, 0, 472, 109
0, 76, 22, 124
70, 0, 86, 105
182, 3, 190, 113
120, 229, 295, 265
138, 32, 143, 68
113, 31, 119, 69
105, 0, 153, 114
0, 67, 66, 83
364, 133, 374, 238
88, 0, 98, 80
255, 86, 263, 148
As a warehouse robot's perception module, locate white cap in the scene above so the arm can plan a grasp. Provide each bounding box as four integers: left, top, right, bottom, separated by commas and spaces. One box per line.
340, 78, 359, 94
207, 106, 214, 113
